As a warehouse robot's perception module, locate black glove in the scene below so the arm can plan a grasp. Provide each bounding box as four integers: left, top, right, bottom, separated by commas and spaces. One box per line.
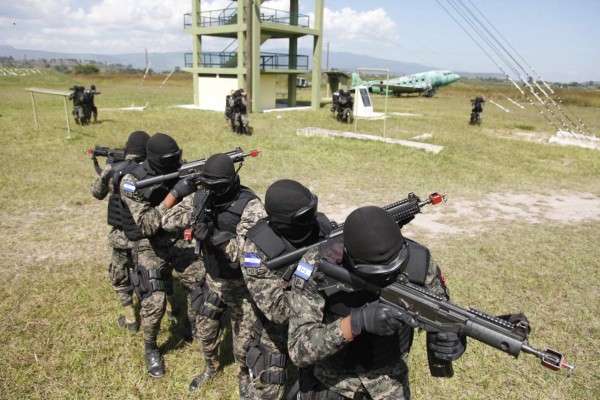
170, 176, 196, 201
427, 332, 467, 361
497, 312, 531, 338
350, 302, 417, 336
192, 222, 213, 241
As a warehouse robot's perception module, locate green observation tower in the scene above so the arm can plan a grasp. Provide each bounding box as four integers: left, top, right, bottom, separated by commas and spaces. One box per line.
183, 0, 324, 113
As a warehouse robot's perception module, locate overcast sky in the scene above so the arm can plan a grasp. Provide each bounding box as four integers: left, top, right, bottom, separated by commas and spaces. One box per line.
1, 0, 598, 82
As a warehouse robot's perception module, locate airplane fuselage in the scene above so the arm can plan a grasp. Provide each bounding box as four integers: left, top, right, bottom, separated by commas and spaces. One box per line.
358, 70, 460, 97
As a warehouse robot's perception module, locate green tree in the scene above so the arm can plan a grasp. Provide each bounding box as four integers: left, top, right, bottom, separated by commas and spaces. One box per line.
73, 64, 100, 74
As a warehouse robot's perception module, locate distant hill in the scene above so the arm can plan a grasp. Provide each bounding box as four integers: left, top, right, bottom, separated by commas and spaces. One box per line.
0, 45, 183, 72
0, 45, 502, 78
323, 50, 437, 75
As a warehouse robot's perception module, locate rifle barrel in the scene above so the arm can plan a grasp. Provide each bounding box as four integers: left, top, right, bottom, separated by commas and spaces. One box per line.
264, 192, 445, 270
133, 147, 260, 190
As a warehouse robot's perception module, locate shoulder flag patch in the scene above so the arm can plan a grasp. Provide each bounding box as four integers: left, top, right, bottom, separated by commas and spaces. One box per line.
123, 181, 136, 193
294, 261, 314, 281
244, 253, 261, 268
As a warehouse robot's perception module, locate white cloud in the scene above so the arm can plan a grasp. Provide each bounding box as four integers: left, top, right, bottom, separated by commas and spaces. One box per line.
1, 2, 402, 56
3, 0, 192, 53
323, 7, 398, 50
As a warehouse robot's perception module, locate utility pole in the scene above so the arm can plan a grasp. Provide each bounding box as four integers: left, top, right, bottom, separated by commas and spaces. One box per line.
145, 47, 149, 70
326, 41, 329, 71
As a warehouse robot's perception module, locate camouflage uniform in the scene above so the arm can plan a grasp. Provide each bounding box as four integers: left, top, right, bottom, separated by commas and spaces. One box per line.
288, 244, 449, 400
241, 239, 291, 400
119, 173, 202, 344
241, 212, 332, 400
91, 155, 141, 312
232, 94, 249, 133
161, 194, 208, 338
202, 196, 263, 378
175, 191, 264, 385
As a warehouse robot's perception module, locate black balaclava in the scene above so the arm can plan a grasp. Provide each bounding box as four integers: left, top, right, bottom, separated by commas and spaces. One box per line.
124, 130, 150, 160
201, 153, 240, 206
265, 179, 318, 246
144, 132, 181, 175
343, 206, 408, 286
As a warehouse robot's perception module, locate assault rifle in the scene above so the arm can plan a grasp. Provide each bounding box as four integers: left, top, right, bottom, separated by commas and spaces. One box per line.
133, 147, 260, 190
86, 146, 126, 175
265, 192, 446, 271
316, 258, 575, 375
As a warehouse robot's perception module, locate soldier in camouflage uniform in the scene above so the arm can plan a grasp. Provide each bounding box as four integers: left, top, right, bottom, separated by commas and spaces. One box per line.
288, 206, 467, 400
91, 130, 149, 333
160, 176, 219, 342
230, 89, 250, 134
119, 132, 204, 378
241, 179, 333, 400
185, 153, 263, 398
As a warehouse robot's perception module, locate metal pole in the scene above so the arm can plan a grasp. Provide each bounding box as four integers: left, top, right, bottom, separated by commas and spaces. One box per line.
30, 91, 38, 129
383, 69, 389, 138
63, 95, 72, 139
245, 0, 253, 112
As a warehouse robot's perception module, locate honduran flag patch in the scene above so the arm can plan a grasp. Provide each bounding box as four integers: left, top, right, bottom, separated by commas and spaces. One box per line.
244, 253, 261, 268
294, 261, 314, 281
123, 181, 136, 193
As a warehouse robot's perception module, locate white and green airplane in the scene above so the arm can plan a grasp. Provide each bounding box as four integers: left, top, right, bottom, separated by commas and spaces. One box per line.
351, 70, 460, 97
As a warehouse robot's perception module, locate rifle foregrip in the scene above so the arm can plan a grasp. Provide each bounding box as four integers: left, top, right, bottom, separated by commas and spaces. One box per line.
390, 205, 420, 223
464, 320, 523, 357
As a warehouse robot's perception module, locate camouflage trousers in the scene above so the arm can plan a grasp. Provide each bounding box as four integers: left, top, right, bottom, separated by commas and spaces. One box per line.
108, 247, 135, 307
136, 239, 205, 343
233, 113, 249, 131
107, 228, 135, 308
313, 355, 411, 400
196, 274, 255, 374
245, 310, 291, 400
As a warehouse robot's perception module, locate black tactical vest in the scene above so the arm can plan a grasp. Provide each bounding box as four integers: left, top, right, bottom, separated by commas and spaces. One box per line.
119, 164, 174, 241
246, 213, 333, 261
107, 160, 137, 229
195, 187, 257, 279
320, 239, 431, 371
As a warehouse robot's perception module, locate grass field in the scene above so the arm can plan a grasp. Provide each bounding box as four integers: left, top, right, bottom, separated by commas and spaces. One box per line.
0, 69, 599, 400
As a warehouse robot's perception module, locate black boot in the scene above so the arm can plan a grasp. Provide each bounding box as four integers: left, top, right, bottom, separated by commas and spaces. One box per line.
189, 359, 220, 392
144, 341, 165, 379
117, 315, 139, 333
238, 367, 251, 399
188, 316, 197, 340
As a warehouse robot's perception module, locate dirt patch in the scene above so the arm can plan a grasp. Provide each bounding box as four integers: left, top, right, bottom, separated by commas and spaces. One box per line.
322, 192, 600, 237
485, 129, 553, 144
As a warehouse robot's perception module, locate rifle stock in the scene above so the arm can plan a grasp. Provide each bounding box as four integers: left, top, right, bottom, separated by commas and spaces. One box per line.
87, 146, 126, 161
133, 147, 260, 190
317, 259, 574, 375
264, 192, 446, 270
87, 146, 126, 175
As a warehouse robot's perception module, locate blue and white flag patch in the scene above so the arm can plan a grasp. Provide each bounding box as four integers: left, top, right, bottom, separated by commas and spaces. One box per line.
294, 261, 314, 281
123, 181, 136, 193
244, 253, 261, 268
